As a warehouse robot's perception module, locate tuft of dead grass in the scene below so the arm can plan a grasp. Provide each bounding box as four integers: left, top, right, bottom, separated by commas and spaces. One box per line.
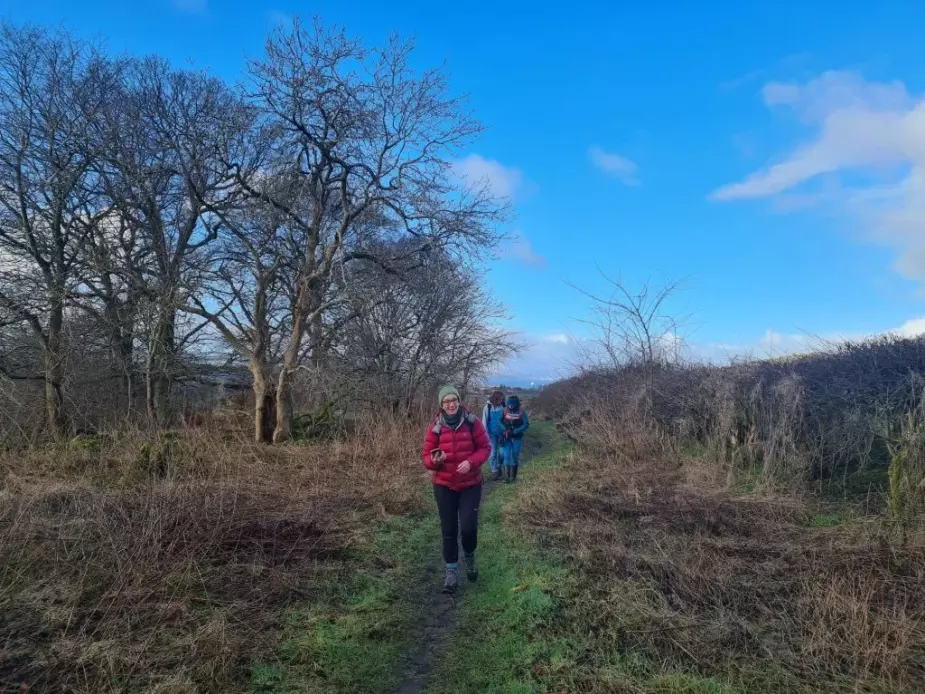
510, 452, 925, 693
0, 412, 426, 693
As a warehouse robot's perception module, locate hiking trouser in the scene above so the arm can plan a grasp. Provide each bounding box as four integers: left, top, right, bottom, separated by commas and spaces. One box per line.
503, 437, 523, 467
487, 432, 504, 473
433, 483, 482, 564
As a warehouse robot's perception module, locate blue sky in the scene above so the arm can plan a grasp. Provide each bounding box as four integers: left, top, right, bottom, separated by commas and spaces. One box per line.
5, 1, 925, 384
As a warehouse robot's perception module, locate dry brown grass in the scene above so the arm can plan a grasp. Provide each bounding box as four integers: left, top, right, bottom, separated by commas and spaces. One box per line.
510, 452, 925, 693
0, 411, 426, 693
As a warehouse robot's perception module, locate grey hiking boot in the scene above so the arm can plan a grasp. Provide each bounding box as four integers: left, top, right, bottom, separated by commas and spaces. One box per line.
491, 467, 503, 481
504, 465, 512, 483
464, 553, 478, 583
442, 564, 459, 594
510, 465, 518, 483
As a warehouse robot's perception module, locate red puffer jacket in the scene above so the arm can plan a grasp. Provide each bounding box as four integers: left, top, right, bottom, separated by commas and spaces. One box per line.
421, 410, 491, 491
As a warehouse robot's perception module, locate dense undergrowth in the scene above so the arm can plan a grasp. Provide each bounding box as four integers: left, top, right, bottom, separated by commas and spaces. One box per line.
0, 414, 426, 693
511, 448, 925, 693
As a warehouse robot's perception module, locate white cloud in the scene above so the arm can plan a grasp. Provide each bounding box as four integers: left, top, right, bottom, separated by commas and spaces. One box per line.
173, 0, 207, 12
500, 230, 546, 268
710, 70, 925, 280
452, 154, 527, 201
894, 316, 925, 338
491, 332, 582, 384
719, 52, 813, 93
588, 145, 639, 185
701, 316, 925, 363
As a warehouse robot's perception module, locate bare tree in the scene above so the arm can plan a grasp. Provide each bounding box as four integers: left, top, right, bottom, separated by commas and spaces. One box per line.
99, 57, 242, 424
222, 18, 504, 441
0, 19, 511, 443
339, 245, 519, 413
185, 193, 292, 442
0, 24, 118, 436
68, 213, 147, 412
571, 271, 689, 370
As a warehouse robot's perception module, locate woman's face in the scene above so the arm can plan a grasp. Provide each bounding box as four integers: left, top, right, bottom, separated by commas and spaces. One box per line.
442, 393, 460, 415
491, 393, 504, 406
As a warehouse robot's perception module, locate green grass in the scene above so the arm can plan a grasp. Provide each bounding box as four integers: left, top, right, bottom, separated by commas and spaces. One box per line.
809, 511, 855, 527
250, 502, 438, 693
249, 420, 895, 694
252, 420, 869, 694
249, 420, 576, 694
681, 439, 708, 459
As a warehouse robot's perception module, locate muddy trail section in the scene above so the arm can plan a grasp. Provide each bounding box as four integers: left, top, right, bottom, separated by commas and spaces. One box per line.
392, 437, 543, 694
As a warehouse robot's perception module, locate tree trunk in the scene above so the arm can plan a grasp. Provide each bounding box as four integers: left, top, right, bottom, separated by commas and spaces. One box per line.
250, 358, 276, 444
273, 365, 295, 443
273, 312, 306, 443
106, 303, 135, 415
146, 308, 176, 426
44, 300, 67, 438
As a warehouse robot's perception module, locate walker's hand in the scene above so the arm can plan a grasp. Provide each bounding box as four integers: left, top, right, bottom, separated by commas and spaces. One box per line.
431, 449, 445, 465
456, 460, 472, 475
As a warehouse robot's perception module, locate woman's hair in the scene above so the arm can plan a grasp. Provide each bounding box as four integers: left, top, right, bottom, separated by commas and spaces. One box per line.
490, 389, 505, 403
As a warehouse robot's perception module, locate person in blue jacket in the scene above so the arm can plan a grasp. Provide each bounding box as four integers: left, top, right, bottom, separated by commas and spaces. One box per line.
501, 394, 529, 483
481, 390, 506, 481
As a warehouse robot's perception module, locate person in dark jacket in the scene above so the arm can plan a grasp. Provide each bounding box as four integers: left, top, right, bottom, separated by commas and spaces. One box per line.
422, 385, 491, 593
501, 394, 530, 483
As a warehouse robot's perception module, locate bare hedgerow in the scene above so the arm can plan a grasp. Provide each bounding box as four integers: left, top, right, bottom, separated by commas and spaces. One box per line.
536, 334, 925, 494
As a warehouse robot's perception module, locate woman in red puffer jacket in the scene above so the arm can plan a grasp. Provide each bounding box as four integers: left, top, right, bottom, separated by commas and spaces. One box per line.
422, 385, 491, 594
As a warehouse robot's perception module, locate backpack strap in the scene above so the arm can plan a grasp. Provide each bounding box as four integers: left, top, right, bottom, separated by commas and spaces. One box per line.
465, 413, 477, 447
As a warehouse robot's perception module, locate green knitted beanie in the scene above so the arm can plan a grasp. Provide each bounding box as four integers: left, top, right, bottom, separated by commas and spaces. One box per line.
438, 385, 460, 407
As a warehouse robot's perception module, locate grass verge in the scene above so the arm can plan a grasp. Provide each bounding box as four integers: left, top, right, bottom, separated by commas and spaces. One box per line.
255, 420, 575, 694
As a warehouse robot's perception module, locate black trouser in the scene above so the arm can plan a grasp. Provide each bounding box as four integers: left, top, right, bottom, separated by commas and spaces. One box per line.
433, 483, 482, 564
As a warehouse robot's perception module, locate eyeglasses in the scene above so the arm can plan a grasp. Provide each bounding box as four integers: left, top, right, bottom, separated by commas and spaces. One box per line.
442, 397, 459, 405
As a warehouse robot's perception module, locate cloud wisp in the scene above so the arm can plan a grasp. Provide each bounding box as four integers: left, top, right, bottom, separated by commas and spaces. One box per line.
452, 154, 529, 202
711, 70, 925, 281
588, 145, 640, 185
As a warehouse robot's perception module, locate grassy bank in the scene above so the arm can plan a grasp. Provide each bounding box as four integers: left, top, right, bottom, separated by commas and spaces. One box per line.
255, 419, 574, 694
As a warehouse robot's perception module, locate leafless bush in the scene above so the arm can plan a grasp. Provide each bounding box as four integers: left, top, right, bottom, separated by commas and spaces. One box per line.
537, 334, 925, 493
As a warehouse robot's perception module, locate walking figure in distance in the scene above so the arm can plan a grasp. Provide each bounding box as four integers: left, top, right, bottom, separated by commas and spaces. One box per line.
422, 386, 491, 594
482, 389, 506, 481
502, 394, 530, 483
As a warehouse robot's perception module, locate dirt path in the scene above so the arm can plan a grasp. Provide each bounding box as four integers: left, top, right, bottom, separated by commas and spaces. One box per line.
393, 474, 504, 694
